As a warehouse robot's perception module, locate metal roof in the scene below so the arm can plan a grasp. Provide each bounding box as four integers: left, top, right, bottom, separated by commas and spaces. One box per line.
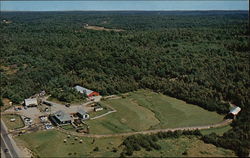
74, 85, 93, 95
77, 108, 88, 116
54, 110, 71, 122
24, 98, 38, 106
229, 107, 241, 115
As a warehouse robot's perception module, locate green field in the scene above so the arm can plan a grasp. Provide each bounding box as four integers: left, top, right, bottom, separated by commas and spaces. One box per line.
201, 125, 232, 136
16, 130, 123, 157
16, 130, 235, 157
87, 90, 224, 134
89, 103, 112, 118
2, 114, 25, 130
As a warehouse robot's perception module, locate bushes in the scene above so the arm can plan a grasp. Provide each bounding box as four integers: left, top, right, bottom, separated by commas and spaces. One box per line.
121, 130, 202, 156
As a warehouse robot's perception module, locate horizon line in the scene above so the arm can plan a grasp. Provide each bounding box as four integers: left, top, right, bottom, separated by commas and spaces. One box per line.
1, 9, 248, 12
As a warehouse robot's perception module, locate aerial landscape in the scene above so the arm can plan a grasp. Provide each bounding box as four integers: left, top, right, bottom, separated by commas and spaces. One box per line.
0, 1, 249, 158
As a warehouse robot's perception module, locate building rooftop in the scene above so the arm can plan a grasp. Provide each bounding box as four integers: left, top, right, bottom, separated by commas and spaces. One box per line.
74, 85, 93, 95
24, 98, 38, 106
229, 106, 241, 115
77, 108, 88, 116
54, 110, 71, 122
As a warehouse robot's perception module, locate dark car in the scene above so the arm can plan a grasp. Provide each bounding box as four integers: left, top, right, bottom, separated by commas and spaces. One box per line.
65, 104, 71, 107
4, 149, 9, 153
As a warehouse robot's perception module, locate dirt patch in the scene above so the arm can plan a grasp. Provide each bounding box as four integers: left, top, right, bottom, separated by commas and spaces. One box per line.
1, 98, 13, 112
84, 25, 125, 32
1, 65, 18, 75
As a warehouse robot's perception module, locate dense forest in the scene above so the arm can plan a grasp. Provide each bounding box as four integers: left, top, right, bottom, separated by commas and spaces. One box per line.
0, 11, 249, 156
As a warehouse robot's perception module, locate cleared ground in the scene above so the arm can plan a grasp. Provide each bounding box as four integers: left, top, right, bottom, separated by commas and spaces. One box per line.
87, 90, 224, 134
2, 114, 25, 130
84, 25, 124, 32
16, 130, 235, 157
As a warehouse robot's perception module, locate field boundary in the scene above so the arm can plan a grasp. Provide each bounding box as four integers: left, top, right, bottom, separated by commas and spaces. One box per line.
56, 119, 232, 138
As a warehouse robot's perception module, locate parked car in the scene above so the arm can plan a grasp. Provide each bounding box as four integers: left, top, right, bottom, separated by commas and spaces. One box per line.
65, 104, 71, 107
24, 117, 32, 123
44, 108, 49, 112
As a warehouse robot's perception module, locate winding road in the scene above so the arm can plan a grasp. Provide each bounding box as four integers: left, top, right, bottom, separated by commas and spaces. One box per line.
57, 119, 232, 138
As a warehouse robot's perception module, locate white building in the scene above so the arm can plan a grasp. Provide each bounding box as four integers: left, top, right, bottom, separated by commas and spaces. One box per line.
24, 98, 38, 107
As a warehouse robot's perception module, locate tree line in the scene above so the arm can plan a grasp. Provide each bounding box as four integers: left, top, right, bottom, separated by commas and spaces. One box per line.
0, 11, 249, 156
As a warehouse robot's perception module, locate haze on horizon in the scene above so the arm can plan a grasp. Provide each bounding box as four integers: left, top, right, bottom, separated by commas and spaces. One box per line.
0, 1, 248, 11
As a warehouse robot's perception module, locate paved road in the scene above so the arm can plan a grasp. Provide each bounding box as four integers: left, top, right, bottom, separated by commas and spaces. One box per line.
1, 136, 11, 158
57, 119, 233, 138
1, 120, 21, 158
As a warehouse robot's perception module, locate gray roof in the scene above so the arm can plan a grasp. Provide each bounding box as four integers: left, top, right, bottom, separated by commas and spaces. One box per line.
74, 85, 93, 95
24, 98, 38, 106
54, 110, 71, 122
229, 107, 241, 115
77, 109, 88, 116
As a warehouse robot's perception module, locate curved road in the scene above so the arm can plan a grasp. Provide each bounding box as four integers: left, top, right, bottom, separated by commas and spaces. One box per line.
57, 119, 232, 138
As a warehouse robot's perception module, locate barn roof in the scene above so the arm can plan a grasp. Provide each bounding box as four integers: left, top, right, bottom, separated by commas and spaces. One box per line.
54, 110, 71, 122
229, 107, 241, 115
77, 108, 88, 116
74, 85, 93, 95
24, 98, 38, 106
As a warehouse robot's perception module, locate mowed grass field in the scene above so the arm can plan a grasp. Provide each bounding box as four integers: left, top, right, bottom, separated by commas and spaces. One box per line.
88, 99, 159, 134
87, 89, 224, 134
16, 130, 123, 157
2, 114, 25, 130
16, 130, 235, 157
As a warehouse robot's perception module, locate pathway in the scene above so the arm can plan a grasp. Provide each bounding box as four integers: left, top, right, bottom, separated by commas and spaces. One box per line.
57, 119, 233, 138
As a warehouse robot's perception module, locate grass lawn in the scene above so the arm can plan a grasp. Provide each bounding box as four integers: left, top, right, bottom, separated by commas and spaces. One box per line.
89, 102, 112, 118
87, 94, 160, 134
129, 90, 224, 129
87, 89, 224, 134
16, 130, 235, 157
16, 130, 123, 157
61, 124, 76, 132
2, 114, 25, 130
201, 125, 232, 136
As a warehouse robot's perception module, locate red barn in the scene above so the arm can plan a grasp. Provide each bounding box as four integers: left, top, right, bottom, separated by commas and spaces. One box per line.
74, 85, 99, 98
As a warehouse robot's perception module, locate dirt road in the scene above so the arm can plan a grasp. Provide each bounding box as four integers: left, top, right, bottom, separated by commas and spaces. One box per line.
57, 119, 232, 138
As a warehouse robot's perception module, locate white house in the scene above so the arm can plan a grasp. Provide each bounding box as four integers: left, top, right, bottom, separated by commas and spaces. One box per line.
24, 98, 38, 107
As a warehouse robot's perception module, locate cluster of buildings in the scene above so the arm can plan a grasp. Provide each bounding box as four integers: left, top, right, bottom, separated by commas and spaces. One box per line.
21, 85, 101, 128
49, 109, 90, 126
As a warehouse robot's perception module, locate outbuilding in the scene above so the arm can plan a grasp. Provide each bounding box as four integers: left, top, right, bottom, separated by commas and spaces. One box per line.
24, 98, 38, 107
227, 106, 241, 119
94, 106, 103, 112
74, 85, 99, 98
50, 110, 72, 125
77, 109, 89, 120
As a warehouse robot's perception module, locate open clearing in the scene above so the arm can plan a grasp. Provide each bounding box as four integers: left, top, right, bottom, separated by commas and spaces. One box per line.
2, 114, 25, 130
84, 25, 125, 32
201, 125, 232, 136
16, 130, 235, 157
87, 89, 224, 134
